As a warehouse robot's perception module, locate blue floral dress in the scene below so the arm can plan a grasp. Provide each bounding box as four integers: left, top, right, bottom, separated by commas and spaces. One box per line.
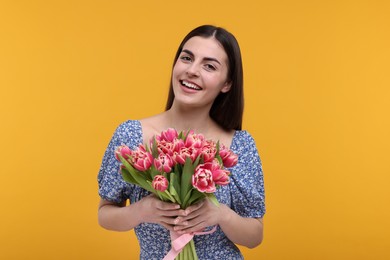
98, 120, 265, 259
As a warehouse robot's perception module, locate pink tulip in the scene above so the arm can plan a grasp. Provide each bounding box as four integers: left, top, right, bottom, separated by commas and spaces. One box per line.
155, 140, 175, 156
199, 161, 230, 186
200, 140, 217, 163
154, 153, 174, 173
185, 132, 205, 149
173, 139, 185, 152
131, 145, 153, 171
156, 128, 178, 142
152, 175, 169, 192
209, 162, 230, 186
173, 146, 199, 165
115, 145, 132, 162
172, 151, 186, 165
192, 164, 216, 193
219, 146, 238, 168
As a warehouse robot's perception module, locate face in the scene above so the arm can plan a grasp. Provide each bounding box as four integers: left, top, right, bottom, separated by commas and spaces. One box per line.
171, 36, 231, 109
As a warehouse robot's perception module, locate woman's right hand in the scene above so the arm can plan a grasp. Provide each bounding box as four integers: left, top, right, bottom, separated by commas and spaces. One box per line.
136, 194, 187, 231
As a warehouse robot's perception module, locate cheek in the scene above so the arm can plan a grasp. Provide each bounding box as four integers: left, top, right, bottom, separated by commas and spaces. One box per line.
172, 61, 185, 77
171, 64, 182, 90
207, 75, 226, 89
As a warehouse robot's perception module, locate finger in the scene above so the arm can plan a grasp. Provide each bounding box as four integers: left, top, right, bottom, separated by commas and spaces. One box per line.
176, 215, 205, 229
156, 201, 181, 211
158, 208, 187, 217
172, 217, 188, 227
182, 200, 205, 216
160, 216, 179, 226
181, 206, 205, 221
187, 200, 205, 211
174, 220, 206, 233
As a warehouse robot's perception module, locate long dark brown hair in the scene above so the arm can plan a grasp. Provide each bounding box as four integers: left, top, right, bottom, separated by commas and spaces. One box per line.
165, 25, 244, 130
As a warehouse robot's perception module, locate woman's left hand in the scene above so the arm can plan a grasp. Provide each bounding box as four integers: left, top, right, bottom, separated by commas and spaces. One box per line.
172, 198, 264, 248
172, 198, 226, 234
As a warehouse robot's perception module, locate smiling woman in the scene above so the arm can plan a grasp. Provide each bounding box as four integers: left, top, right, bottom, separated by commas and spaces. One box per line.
165, 25, 244, 131
172, 36, 232, 111
97, 25, 265, 260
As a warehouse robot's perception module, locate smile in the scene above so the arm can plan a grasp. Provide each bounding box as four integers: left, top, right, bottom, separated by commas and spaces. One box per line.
180, 80, 202, 90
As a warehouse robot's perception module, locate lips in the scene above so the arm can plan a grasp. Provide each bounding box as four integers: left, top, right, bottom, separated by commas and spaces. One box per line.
180, 80, 202, 91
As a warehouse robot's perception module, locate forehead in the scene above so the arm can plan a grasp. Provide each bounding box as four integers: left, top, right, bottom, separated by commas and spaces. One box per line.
182, 36, 228, 63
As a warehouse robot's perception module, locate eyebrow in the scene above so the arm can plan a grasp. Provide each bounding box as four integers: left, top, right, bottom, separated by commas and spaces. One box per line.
182, 49, 221, 65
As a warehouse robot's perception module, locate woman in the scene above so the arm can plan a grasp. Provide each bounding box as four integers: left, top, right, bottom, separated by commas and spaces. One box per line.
98, 25, 265, 259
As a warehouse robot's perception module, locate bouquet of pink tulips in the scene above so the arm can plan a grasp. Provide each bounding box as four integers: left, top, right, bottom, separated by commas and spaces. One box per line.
115, 128, 238, 260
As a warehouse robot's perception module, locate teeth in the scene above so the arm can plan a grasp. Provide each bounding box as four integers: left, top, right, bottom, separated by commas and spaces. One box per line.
182, 80, 201, 90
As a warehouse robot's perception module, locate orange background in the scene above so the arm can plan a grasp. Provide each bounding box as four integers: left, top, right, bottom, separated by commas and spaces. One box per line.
1, 0, 389, 259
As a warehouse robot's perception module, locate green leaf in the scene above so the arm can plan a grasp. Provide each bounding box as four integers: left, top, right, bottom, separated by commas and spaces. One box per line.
182, 189, 192, 208
174, 164, 182, 176
216, 140, 220, 154
119, 155, 155, 193
120, 167, 137, 185
150, 166, 160, 179
215, 154, 223, 165
185, 189, 205, 208
146, 180, 174, 202
163, 190, 177, 203
180, 157, 194, 203
193, 154, 201, 168
169, 172, 181, 204
144, 142, 151, 153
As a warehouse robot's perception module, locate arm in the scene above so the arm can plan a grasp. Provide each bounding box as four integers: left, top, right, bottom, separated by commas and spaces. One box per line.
218, 204, 263, 248
98, 199, 138, 231
98, 195, 187, 232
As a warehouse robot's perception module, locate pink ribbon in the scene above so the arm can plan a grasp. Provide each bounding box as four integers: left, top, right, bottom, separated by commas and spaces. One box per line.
163, 226, 217, 260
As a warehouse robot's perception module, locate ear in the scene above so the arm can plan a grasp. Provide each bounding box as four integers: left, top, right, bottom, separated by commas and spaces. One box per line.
221, 81, 232, 93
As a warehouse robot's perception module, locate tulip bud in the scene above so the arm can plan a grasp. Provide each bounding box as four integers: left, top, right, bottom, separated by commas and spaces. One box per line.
154, 153, 174, 173
115, 145, 132, 162
192, 163, 217, 193
152, 175, 169, 192
132, 145, 153, 171
219, 147, 238, 168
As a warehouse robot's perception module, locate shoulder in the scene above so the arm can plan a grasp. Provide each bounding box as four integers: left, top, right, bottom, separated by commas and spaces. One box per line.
115, 119, 141, 132
232, 130, 257, 149
112, 120, 143, 148
114, 119, 142, 137
231, 130, 261, 158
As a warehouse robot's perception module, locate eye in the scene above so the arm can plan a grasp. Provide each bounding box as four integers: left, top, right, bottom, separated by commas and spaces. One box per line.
204, 64, 216, 71
179, 55, 192, 62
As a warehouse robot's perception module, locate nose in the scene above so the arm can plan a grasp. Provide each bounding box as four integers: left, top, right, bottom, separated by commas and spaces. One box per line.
186, 63, 200, 77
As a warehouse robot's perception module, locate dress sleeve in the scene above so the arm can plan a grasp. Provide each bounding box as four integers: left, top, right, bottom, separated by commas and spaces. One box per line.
97, 122, 134, 204
230, 131, 266, 218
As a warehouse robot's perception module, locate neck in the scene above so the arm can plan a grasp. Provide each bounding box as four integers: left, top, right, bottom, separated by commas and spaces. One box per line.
163, 103, 217, 134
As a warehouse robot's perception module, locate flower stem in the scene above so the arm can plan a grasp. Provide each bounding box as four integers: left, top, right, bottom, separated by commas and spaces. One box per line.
174, 239, 197, 259
190, 239, 198, 260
